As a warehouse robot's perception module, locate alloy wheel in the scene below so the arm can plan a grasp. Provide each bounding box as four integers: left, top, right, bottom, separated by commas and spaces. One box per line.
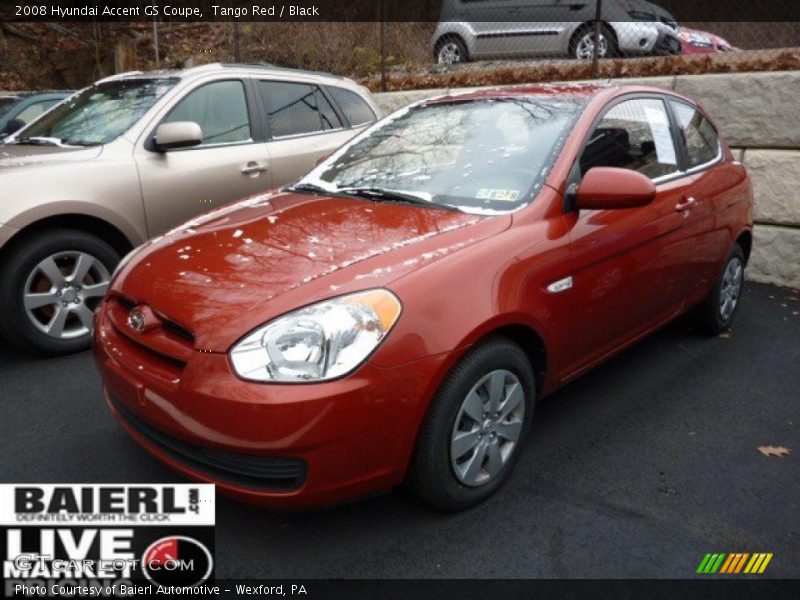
450, 369, 525, 487
23, 251, 110, 340
438, 42, 462, 65
719, 256, 743, 321
575, 32, 608, 60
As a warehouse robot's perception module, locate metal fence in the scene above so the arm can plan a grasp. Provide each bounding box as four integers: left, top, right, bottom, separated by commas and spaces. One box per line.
1, 1, 799, 92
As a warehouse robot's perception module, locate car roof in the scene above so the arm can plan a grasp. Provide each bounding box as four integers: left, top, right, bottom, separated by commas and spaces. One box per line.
96, 62, 347, 86
424, 83, 693, 105
0, 91, 71, 99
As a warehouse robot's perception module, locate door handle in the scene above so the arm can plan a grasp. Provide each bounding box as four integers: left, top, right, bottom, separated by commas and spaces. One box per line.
675, 196, 696, 212
241, 162, 269, 176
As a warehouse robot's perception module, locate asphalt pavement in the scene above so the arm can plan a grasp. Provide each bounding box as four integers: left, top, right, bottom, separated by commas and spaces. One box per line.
1, 282, 798, 578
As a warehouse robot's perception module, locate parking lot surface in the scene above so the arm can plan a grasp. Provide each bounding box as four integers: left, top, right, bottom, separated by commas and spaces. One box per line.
1, 282, 798, 578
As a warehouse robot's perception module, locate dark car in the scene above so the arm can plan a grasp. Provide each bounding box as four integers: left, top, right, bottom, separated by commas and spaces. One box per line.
0, 91, 72, 137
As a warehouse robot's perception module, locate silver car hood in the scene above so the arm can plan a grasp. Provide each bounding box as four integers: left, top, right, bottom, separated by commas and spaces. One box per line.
0, 144, 103, 171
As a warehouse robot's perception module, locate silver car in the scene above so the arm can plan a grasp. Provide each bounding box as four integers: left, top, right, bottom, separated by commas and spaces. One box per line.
432, 0, 681, 64
0, 63, 379, 355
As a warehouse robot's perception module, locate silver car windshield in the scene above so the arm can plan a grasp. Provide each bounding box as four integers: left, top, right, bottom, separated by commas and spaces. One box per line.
301, 97, 586, 215
14, 79, 177, 146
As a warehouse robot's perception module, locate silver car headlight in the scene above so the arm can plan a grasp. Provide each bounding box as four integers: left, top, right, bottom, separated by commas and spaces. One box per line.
230, 289, 402, 382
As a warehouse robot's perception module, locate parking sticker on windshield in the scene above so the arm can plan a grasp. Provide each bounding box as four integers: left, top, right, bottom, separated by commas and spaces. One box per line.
476, 189, 520, 202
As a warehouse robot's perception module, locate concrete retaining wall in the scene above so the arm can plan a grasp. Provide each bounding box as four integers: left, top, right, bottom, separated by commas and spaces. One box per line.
374, 71, 800, 288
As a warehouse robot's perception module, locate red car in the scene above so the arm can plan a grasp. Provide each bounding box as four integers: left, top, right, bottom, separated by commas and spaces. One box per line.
95, 84, 754, 511
678, 27, 738, 54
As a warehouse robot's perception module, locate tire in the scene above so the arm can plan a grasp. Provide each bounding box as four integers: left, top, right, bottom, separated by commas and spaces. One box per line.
693, 244, 746, 336
409, 337, 536, 511
0, 228, 120, 356
435, 36, 468, 65
570, 24, 618, 60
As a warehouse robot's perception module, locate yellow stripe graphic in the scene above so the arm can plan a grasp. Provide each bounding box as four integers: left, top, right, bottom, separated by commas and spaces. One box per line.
744, 554, 761, 573
758, 553, 773, 573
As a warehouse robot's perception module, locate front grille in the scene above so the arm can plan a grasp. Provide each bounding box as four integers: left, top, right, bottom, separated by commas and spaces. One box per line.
111, 394, 307, 492
161, 319, 195, 344
116, 295, 195, 345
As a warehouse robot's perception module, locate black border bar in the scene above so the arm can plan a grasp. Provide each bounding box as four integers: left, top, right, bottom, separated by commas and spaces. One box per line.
2, 1, 799, 23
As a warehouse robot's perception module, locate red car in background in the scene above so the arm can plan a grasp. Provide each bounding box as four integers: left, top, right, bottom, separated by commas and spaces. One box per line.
679, 27, 739, 54
95, 84, 754, 511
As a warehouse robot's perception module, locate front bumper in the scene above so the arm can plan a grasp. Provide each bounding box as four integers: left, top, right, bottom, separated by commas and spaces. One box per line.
95, 301, 450, 509
613, 21, 681, 56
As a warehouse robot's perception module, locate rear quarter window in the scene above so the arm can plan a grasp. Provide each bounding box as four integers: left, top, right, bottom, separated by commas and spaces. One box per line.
670, 101, 721, 169
327, 87, 376, 127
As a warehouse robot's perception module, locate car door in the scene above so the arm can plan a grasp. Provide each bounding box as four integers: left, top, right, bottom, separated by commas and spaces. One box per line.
512, 1, 583, 55
565, 96, 712, 368
667, 99, 731, 289
135, 78, 273, 236
255, 79, 361, 187
461, 0, 557, 57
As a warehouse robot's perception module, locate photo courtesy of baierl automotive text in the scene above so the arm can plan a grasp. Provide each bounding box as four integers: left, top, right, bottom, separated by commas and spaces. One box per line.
0, 1, 798, 598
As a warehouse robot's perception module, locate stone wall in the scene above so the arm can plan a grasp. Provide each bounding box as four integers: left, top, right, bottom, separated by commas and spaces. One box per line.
374, 71, 800, 288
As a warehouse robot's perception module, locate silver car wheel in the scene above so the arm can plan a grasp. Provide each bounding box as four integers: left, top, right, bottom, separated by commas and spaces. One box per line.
23, 251, 110, 340
575, 32, 608, 60
450, 369, 525, 487
719, 256, 743, 321
438, 42, 462, 65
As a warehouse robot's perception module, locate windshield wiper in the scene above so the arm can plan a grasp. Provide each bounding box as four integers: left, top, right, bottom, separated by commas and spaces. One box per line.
338, 186, 460, 211
11, 136, 65, 146
287, 182, 337, 195
62, 139, 102, 147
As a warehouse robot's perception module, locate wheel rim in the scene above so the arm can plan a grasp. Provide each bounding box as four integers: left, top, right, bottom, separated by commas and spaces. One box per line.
438, 42, 462, 65
23, 251, 111, 340
719, 256, 743, 321
450, 369, 525, 487
575, 32, 608, 60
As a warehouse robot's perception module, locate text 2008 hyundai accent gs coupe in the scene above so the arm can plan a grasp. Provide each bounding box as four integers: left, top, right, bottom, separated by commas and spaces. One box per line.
95, 84, 754, 510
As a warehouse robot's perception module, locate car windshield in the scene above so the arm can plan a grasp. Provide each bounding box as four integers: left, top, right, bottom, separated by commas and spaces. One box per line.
13, 79, 177, 146
299, 96, 586, 214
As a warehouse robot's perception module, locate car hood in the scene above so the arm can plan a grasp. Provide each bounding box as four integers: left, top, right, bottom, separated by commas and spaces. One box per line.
0, 144, 103, 171
113, 190, 511, 351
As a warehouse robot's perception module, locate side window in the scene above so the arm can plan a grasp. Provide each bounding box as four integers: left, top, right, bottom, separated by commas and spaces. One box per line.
580, 98, 679, 180
327, 87, 376, 127
163, 80, 251, 146
259, 81, 342, 138
670, 101, 720, 168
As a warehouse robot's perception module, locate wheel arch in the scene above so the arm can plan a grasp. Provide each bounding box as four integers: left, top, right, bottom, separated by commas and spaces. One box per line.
442, 314, 552, 401
569, 21, 619, 54
433, 33, 470, 61
1, 209, 142, 259
735, 229, 753, 265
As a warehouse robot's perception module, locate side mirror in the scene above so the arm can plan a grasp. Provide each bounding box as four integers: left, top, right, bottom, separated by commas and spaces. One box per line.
153, 121, 203, 151
576, 167, 656, 210
1, 118, 26, 136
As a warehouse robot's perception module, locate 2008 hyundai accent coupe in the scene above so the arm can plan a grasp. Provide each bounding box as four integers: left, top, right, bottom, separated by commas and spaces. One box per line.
95, 84, 754, 511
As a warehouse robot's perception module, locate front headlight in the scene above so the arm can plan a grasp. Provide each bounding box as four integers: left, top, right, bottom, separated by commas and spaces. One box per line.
229, 289, 402, 383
